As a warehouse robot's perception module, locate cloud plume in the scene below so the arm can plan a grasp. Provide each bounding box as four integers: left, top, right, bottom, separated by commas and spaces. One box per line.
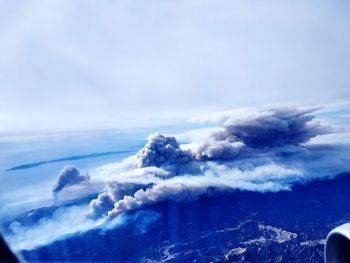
191, 108, 329, 160
134, 133, 192, 168
84, 107, 350, 219
5, 107, 349, 251
212, 108, 327, 147
107, 163, 303, 218
89, 182, 149, 218
52, 166, 90, 195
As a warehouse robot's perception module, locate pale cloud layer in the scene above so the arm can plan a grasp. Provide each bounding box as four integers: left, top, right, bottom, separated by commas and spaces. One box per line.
0, 1, 350, 131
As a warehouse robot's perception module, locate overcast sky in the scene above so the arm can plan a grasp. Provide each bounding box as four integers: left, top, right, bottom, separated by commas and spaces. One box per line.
0, 0, 349, 131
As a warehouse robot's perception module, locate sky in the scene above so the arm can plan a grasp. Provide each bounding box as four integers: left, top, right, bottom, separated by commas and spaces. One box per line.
0, 0, 350, 132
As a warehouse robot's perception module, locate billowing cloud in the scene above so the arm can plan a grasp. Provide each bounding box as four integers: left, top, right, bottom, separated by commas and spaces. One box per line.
52, 166, 90, 195
194, 138, 245, 160
5, 107, 349, 251
89, 182, 149, 218
135, 108, 329, 163
135, 133, 192, 168
85, 108, 350, 219
89, 192, 114, 219
210, 108, 328, 148
107, 163, 304, 218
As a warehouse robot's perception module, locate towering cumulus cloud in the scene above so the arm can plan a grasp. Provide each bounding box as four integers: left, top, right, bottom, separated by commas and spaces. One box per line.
192, 108, 328, 160
53, 166, 90, 195
86, 108, 348, 219
204, 108, 326, 148
89, 182, 149, 218
135, 133, 192, 168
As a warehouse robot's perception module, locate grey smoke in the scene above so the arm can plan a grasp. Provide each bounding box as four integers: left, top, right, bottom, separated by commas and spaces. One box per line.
135, 132, 192, 168
206, 108, 327, 148
194, 138, 245, 160
108, 182, 207, 218
89, 192, 114, 218
107, 163, 305, 218
135, 108, 328, 164
52, 166, 90, 195
89, 108, 348, 219
89, 182, 151, 218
